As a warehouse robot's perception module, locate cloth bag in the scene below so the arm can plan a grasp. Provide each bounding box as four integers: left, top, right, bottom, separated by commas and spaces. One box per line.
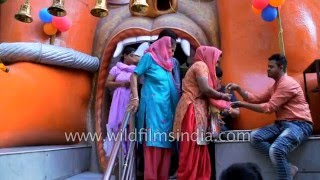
208, 106, 225, 139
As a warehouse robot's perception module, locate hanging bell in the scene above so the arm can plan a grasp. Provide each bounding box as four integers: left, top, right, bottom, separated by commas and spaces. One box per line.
14, 0, 33, 23
130, 0, 149, 13
91, 0, 108, 18
0, 62, 9, 73
48, 0, 66, 17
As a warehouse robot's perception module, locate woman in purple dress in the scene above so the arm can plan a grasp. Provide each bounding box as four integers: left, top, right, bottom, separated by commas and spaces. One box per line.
104, 46, 139, 156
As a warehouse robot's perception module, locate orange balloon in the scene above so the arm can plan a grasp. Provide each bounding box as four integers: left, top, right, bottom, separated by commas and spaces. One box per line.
43, 23, 57, 35
269, 0, 285, 7
252, 5, 262, 15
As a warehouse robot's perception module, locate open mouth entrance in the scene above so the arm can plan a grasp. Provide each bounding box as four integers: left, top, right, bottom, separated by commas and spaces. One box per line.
102, 36, 194, 136
97, 29, 200, 171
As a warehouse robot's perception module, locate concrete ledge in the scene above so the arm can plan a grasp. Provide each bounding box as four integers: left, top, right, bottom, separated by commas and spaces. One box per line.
65, 171, 103, 180
215, 133, 320, 180
0, 144, 91, 180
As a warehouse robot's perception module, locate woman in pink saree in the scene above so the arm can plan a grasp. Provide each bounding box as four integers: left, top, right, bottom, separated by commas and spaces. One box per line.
173, 46, 231, 179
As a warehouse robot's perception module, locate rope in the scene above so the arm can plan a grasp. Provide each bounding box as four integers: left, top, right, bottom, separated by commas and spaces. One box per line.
277, 7, 285, 56
0, 42, 99, 72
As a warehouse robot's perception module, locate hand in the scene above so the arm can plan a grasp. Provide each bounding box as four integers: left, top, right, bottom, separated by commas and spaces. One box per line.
221, 109, 231, 117
122, 81, 131, 88
128, 99, 139, 112
221, 93, 232, 101
225, 83, 240, 93
231, 101, 244, 108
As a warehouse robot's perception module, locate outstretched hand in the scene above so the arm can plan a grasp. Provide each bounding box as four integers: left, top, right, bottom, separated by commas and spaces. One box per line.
230, 101, 244, 108
225, 83, 240, 93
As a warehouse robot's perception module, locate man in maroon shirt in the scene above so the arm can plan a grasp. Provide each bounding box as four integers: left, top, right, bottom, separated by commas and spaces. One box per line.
226, 54, 313, 180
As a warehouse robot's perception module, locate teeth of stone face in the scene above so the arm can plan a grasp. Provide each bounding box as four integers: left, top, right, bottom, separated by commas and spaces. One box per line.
181, 39, 190, 56
113, 41, 124, 58
122, 37, 137, 45
112, 36, 191, 57
151, 35, 158, 41
136, 36, 151, 43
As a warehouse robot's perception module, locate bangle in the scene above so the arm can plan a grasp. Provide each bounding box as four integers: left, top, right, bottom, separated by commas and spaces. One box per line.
219, 92, 223, 99
131, 97, 139, 101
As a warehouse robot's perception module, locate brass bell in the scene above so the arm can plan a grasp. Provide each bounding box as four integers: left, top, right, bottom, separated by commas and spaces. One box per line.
14, 0, 33, 23
130, 0, 149, 13
91, 0, 108, 18
48, 0, 66, 17
0, 61, 9, 73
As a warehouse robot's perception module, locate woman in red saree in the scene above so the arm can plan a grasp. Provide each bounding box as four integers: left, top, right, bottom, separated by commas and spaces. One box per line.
173, 46, 231, 179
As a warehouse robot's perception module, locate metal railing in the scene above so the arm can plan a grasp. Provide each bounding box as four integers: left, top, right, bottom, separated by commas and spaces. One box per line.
103, 110, 136, 180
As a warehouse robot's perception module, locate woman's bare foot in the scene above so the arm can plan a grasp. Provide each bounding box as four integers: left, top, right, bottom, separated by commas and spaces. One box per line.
290, 164, 299, 178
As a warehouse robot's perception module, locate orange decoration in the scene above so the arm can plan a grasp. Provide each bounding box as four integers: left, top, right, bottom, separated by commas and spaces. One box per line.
43, 23, 57, 36
269, 0, 285, 7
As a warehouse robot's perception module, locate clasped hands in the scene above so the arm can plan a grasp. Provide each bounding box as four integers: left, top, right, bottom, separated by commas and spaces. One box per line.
225, 83, 244, 108
219, 83, 240, 102
121, 81, 131, 88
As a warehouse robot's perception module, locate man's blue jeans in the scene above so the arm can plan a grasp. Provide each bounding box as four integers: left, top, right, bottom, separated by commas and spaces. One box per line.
250, 120, 313, 180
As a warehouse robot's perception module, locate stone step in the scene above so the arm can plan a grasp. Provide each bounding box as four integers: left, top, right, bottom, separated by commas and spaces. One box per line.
0, 144, 91, 180
65, 172, 103, 180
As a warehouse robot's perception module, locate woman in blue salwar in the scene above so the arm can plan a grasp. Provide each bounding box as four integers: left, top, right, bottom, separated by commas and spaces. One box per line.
129, 36, 179, 180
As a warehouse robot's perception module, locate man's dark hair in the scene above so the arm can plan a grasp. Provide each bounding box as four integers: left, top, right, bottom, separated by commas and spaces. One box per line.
120, 46, 135, 62
157, 28, 178, 40
220, 162, 263, 180
216, 66, 223, 78
268, 53, 287, 72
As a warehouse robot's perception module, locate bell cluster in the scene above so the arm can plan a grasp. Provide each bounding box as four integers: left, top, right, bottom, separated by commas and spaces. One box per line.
14, 0, 67, 23
12, 0, 150, 23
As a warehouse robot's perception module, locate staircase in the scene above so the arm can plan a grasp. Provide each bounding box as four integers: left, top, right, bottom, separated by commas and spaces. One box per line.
0, 143, 102, 180
2, 131, 319, 179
